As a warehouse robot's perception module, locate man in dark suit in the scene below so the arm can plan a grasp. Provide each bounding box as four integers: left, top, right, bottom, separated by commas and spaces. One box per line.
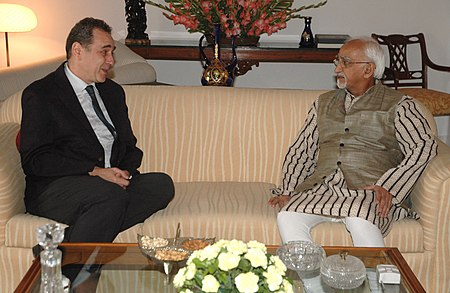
19, 17, 174, 243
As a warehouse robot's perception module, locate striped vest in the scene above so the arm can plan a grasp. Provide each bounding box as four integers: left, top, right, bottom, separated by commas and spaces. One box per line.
296, 83, 404, 191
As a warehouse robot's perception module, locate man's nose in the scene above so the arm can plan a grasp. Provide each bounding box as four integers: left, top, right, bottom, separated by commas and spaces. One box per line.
106, 53, 115, 65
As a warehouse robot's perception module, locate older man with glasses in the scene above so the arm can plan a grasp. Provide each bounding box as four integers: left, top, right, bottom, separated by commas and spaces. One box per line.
269, 37, 437, 247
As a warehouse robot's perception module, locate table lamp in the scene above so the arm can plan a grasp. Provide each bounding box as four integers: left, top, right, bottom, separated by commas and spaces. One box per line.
0, 3, 37, 67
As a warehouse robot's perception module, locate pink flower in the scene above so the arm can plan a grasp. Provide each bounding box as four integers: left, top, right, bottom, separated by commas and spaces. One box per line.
220, 14, 228, 23
148, 0, 327, 37
201, 1, 211, 13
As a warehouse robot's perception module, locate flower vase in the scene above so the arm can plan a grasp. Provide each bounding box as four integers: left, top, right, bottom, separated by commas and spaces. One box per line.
199, 24, 237, 86
299, 16, 316, 48
206, 34, 260, 47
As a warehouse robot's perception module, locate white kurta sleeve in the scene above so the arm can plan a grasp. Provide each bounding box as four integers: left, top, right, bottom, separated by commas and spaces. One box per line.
375, 96, 437, 205
273, 99, 320, 196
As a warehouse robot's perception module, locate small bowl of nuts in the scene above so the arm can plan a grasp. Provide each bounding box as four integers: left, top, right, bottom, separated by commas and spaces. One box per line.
180, 237, 215, 251
138, 234, 192, 275
138, 234, 169, 250
153, 247, 190, 262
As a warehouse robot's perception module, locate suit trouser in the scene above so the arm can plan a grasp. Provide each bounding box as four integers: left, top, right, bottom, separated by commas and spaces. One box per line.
26, 172, 174, 243
277, 211, 385, 247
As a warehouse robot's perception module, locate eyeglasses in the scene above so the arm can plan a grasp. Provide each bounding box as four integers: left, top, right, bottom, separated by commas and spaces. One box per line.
333, 56, 372, 68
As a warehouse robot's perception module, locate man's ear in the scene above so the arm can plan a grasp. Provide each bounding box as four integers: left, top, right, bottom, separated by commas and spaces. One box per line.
71, 42, 83, 57
363, 63, 375, 79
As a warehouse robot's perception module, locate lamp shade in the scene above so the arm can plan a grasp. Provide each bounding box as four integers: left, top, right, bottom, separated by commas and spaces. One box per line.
0, 4, 37, 32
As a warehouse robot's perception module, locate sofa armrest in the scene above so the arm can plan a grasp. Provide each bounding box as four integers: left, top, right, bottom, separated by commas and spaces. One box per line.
0, 123, 25, 245
410, 138, 450, 251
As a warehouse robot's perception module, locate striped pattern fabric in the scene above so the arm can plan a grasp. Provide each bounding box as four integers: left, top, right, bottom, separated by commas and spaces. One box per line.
278, 93, 437, 237
0, 85, 448, 292
0, 122, 25, 245
142, 182, 280, 244
124, 86, 322, 183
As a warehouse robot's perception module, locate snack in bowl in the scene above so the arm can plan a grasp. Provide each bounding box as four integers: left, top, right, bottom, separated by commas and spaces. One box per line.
181, 239, 210, 251
140, 235, 169, 249
154, 248, 189, 262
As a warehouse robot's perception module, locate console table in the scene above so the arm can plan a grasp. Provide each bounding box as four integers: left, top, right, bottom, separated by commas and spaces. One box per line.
127, 42, 339, 76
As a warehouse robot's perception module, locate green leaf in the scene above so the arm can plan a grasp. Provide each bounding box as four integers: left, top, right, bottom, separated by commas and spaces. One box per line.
238, 258, 252, 272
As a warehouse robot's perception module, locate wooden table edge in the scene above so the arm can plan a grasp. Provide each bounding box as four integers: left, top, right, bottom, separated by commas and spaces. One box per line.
15, 243, 426, 293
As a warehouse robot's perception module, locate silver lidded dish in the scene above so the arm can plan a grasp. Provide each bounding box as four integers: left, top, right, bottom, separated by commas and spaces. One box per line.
320, 251, 366, 289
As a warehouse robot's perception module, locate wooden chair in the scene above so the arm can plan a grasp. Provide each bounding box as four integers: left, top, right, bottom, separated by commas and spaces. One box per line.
371, 33, 450, 89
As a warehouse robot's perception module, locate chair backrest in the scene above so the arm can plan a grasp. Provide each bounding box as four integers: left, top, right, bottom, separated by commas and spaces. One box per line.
371, 33, 429, 89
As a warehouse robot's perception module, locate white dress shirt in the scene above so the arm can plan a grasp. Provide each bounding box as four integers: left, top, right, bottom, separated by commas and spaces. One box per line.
64, 63, 115, 168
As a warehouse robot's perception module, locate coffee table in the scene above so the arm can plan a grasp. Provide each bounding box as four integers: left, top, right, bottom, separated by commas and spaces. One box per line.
15, 243, 425, 292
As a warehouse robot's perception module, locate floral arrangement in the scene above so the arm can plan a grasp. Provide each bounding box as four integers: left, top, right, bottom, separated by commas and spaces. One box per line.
173, 239, 294, 293
145, 0, 327, 38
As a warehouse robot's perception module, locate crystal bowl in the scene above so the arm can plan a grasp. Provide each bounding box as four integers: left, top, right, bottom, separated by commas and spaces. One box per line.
276, 241, 325, 272
320, 253, 366, 289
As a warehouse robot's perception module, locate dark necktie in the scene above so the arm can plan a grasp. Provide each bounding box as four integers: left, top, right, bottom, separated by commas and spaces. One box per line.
85, 85, 117, 140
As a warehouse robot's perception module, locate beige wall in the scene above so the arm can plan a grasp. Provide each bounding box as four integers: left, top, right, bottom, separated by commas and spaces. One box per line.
0, 0, 449, 141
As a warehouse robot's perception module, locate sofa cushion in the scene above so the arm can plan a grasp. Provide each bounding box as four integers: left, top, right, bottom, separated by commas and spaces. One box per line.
4, 181, 280, 247
5, 180, 423, 252
5, 213, 140, 248
142, 181, 281, 245
107, 41, 156, 85
5, 213, 65, 248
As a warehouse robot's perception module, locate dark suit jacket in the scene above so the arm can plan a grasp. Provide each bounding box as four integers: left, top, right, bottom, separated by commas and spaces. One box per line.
20, 63, 143, 203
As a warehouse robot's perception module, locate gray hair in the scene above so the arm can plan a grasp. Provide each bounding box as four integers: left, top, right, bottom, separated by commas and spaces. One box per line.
346, 37, 385, 80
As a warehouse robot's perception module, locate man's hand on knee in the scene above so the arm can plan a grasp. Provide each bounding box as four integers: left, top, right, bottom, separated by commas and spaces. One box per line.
364, 185, 392, 218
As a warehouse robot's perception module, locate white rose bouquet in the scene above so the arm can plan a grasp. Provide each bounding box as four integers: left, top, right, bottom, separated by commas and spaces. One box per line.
173, 239, 294, 293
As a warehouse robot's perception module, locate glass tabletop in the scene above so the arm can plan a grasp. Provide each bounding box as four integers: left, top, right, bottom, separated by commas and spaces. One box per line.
15, 243, 424, 293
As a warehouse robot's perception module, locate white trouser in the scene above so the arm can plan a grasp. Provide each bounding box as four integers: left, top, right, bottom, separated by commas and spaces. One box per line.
277, 211, 385, 247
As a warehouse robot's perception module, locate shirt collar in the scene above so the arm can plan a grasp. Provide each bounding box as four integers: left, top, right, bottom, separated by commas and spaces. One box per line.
64, 63, 95, 95
345, 83, 378, 100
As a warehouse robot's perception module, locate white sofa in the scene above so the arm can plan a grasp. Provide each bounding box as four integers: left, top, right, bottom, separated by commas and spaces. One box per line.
0, 62, 449, 292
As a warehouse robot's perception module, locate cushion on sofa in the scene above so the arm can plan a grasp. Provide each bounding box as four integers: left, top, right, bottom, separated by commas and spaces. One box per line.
136, 181, 423, 252
142, 181, 281, 245
5, 213, 64, 248
108, 41, 156, 84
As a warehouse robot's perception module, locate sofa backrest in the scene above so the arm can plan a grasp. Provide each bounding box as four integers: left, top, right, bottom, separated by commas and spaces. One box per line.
124, 86, 325, 183
0, 85, 437, 184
